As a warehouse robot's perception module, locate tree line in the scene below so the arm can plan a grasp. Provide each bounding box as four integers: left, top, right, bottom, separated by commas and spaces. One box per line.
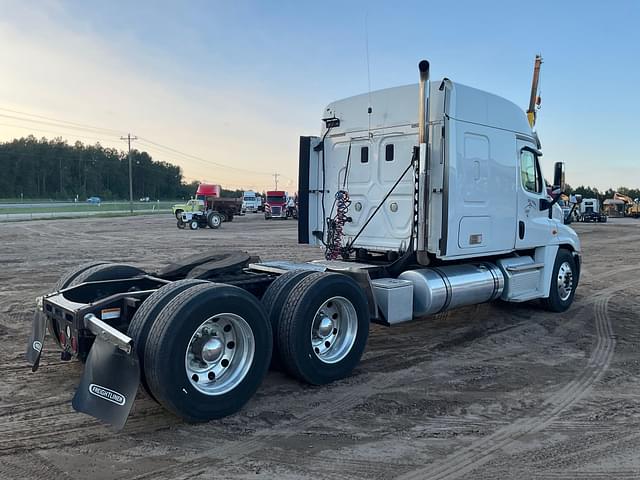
0, 136, 244, 200
2, 135, 634, 203
565, 185, 640, 201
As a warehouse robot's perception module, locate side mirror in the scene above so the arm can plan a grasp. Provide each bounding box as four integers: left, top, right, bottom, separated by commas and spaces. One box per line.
539, 198, 552, 211
553, 162, 565, 192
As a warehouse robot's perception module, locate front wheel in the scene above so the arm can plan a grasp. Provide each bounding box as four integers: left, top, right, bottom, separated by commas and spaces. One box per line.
277, 272, 369, 385
189, 220, 199, 230
541, 249, 577, 312
143, 283, 272, 422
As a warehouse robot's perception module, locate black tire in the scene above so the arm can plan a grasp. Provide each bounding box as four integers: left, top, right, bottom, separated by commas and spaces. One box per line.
227, 213, 234, 222
177, 219, 185, 229
261, 270, 315, 368
207, 212, 222, 229
278, 272, 369, 385
68, 263, 146, 287
144, 283, 272, 422
128, 279, 208, 399
541, 249, 578, 313
54, 261, 108, 290
220, 213, 228, 222
174, 210, 183, 220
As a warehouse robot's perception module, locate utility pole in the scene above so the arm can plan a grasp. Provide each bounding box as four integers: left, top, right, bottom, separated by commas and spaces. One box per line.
273, 173, 280, 190
120, 133, 138, 213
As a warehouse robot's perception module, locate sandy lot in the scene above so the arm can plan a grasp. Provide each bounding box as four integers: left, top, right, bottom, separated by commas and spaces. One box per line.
1, 214, 640, 479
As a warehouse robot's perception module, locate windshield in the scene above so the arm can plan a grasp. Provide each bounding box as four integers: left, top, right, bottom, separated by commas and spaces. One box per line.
267, 196, 285, 203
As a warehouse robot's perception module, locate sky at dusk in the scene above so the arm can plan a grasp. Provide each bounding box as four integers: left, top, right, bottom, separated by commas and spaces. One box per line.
0, 0, 638, 191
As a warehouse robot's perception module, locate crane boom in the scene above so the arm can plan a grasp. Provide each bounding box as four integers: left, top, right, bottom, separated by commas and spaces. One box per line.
527, 55, 543, 128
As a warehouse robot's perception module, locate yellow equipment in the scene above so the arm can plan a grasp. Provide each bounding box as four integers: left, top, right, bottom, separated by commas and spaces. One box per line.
613, 192, 640, 218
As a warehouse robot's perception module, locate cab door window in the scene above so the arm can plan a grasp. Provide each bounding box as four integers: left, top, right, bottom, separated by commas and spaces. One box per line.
520, 150, 542, 194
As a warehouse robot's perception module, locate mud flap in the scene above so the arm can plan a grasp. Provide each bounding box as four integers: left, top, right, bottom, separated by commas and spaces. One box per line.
25, 309, 46, 371
72, 336, 140, 430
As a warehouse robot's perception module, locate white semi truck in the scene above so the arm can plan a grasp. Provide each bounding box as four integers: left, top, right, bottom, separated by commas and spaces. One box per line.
579, 197, 607, 222
26, 59, 579, 429
241, 190, 261, 213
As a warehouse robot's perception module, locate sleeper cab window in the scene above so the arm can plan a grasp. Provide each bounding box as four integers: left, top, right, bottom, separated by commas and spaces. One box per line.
520, 149, 541, 193
360, 146, 369, 163
385, 144, 394, 161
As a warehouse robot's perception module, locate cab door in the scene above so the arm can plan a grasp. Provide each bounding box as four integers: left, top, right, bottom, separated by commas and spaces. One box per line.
515, 140, 552, 249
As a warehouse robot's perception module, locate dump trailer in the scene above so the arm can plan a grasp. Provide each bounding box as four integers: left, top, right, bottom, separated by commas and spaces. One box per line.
172, 184, 241, 222
26, 59, 580, 430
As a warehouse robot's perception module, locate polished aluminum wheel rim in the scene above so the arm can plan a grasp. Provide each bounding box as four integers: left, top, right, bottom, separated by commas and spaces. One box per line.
557, 261, 574, 301
310, 296, 357, 364
185, 313, 255, 396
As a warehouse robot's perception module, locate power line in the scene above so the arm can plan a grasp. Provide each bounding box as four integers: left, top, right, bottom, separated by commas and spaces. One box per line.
0, 105, 297, 182
0, 121, 116, 144
0, 112, 123, 138
136, 137, 273, 176
0, 107, 125, 135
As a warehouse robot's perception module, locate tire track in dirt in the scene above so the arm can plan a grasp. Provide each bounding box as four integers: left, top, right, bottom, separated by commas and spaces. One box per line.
129, 372, 400, 480
266, 450, 422, 479
0, 452, 76, 480
395, 293, 617, 480
0, 403, 178, 455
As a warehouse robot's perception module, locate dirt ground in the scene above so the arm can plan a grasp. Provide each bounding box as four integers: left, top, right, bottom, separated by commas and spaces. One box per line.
1, 214, 640, 479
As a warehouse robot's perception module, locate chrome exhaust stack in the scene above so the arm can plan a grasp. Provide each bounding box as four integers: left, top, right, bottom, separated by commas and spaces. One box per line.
418, 60, 429, 144
416, 60, 430, 264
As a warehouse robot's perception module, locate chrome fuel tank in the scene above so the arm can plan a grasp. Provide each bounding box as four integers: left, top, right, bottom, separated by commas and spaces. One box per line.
399, 263, 504, 318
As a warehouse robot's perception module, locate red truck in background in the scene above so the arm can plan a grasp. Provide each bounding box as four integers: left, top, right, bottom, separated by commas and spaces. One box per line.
264, 190, 289, 219
172, 183, 242, 222
195, 184, 242, 221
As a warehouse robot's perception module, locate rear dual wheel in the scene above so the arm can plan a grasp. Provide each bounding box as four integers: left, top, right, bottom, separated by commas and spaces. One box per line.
128, 279, 208, 399
143, 283, 272, 422
261, 270, 314, 368
269, 272, 370, 385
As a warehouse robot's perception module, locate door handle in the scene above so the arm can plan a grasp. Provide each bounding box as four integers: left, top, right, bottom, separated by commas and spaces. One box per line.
519, 221, 525, 240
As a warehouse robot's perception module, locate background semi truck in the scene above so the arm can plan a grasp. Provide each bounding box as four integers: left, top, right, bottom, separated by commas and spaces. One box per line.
579, 198, 607, 222
26, 58, 580, 430
264, 190, 289, 219
242, 190, 261, 213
